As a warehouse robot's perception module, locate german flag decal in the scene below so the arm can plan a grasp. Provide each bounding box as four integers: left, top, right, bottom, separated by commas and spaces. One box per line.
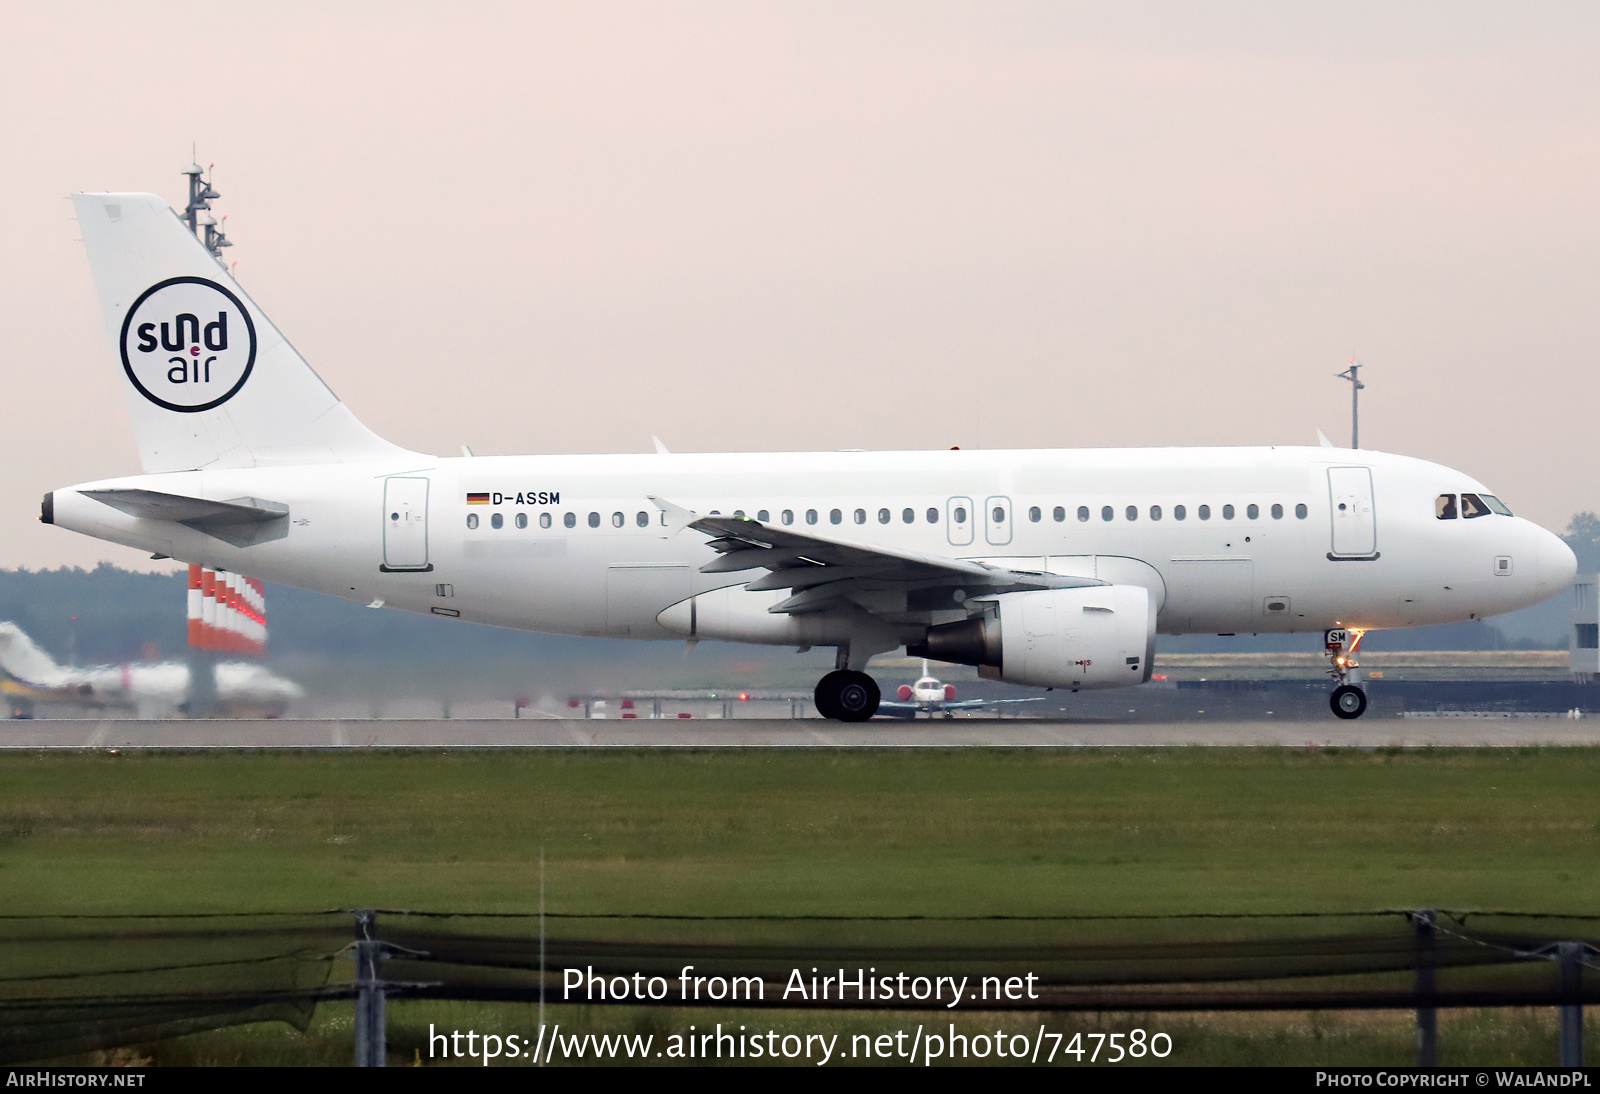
467, 493, 491, 505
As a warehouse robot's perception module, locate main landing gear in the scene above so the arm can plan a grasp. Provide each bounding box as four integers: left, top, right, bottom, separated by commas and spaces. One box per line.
1325, 628, 1368, 720
815, 670, 881, 722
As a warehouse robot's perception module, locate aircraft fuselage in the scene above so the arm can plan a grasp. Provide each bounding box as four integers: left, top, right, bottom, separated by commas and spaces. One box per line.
49, 444, 1572, 645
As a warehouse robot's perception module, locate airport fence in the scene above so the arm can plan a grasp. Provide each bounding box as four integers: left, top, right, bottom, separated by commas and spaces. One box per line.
0, 908, 1595, 1066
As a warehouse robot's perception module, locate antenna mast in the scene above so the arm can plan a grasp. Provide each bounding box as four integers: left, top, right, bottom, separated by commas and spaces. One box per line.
180, 157, 232, 264
1336, 360, 1364, 449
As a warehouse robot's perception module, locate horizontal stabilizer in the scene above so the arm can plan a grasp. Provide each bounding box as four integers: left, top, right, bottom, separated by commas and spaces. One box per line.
82, 488, 289, 548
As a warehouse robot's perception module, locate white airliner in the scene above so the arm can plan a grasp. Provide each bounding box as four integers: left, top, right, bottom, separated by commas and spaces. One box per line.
0, 622, 302, 719
43, 192, 1576, 721
876, 660, 1042, 719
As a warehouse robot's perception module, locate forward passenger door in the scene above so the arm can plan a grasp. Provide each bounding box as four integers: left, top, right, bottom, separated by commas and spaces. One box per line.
1327, 467, 1377, 558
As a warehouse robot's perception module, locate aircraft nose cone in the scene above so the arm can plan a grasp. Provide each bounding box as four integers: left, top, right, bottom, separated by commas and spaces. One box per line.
1532, 524, 1577, 596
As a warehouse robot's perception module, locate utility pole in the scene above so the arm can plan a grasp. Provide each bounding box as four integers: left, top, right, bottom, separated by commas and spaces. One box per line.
1336, 360, 1364, 449
1414, 910, 1438, 1067
353, 909, 388, 1067
1559, 941, 1586, 1067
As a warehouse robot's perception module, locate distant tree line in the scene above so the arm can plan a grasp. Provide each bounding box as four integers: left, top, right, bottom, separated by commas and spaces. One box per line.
1563, 512, 1600, 573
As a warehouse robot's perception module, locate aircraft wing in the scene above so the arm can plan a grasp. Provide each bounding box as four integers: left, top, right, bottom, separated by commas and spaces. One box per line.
921, 697, 1045, 711
2, 678, 58, 700
874, 696, 1045, 718
873, 700, 921, 719
654, 500, 1102, 617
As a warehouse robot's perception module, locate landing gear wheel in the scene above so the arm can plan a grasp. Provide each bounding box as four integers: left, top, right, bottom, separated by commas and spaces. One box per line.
813, 678, 840, 720
1331, 684, 1368, 720
815, 670, 881, 722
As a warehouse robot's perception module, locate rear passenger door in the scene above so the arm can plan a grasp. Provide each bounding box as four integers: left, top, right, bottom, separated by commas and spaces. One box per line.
381, 476, 432, 572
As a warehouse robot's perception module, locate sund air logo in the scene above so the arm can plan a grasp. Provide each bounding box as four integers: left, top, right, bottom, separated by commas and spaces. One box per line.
120, 277, 257, 413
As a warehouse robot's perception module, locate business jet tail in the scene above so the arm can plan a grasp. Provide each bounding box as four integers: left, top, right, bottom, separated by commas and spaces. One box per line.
0, 623, 71, 689
71, 192, 414, 473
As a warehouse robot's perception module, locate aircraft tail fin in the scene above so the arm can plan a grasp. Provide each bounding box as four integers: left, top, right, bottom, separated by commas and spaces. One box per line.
0, 623, 71, 689
71, 192, 415, 473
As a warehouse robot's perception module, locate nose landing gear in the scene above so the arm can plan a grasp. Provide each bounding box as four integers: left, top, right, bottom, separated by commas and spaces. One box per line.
1325, 628, 1368, 719
814, 670, 881, 722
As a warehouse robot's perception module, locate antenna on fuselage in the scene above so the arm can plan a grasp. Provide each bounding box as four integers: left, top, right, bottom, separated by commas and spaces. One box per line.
180, 156, 232, 265
1336, 359, 1364, 449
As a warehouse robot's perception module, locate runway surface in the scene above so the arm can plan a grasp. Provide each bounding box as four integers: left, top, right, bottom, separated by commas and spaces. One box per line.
5, 716, 1600, 748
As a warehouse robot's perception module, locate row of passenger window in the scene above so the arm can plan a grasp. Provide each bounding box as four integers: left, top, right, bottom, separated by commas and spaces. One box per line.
764, 508, 938, 526
467, 511, 655, 530
466, 501, 1311, 530
465, 508, 938, 530
1067, 502, 1309, 522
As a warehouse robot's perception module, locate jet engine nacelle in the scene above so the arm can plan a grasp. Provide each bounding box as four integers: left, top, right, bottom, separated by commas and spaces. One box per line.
912, 585, 1155, 691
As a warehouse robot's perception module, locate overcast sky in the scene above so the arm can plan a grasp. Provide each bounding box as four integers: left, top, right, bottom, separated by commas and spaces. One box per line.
1, 2, 1596, 571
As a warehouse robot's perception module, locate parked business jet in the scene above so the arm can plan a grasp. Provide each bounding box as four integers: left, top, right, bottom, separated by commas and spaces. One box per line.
876, 660, 1042, 719
0, 622, 302, 719
42, 193, 1576, 721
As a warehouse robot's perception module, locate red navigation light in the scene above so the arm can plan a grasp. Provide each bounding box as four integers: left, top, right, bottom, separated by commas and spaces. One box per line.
738, 692, 749, 701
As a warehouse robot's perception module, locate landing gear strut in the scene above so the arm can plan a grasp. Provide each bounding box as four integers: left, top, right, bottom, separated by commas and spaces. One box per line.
1325, 628, 1368, 720
815, 670, 881, 722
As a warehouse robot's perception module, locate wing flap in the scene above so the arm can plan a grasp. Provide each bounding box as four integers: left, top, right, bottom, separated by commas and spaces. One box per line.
701, 547, 810, 573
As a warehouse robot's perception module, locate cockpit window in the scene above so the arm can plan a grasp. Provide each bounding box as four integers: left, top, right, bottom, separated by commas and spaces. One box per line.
1435, 494, 1457, 520
1479, 494, 1513, 516
1461, 493, 1492, 519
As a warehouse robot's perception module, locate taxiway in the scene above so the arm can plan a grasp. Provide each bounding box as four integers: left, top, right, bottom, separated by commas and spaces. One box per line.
4, 717, 1600, 749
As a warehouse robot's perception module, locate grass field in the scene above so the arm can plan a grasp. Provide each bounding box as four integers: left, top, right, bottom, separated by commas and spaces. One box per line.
6, 746, 1598, 1066
2, 746, 1597, 916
